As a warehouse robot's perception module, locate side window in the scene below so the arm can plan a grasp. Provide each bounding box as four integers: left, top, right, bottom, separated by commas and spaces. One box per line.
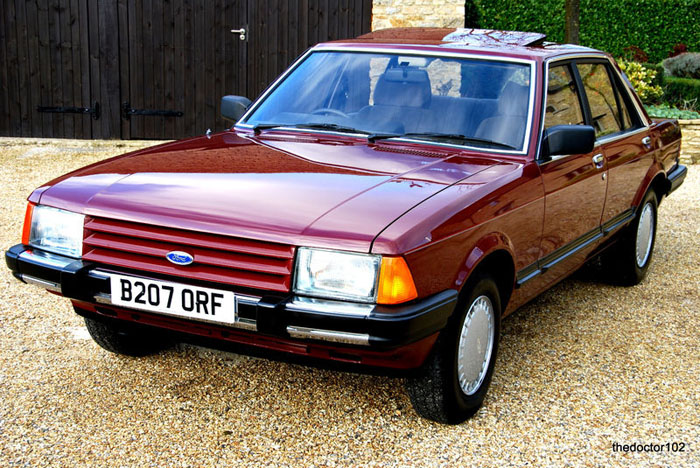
576, 63, 622, 137
545, 65, 584, 128
612, 76, 635, 130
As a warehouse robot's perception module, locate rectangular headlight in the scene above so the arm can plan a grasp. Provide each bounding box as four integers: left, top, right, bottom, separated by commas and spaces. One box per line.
28, 205, 85, 258
294, 248, 381, 303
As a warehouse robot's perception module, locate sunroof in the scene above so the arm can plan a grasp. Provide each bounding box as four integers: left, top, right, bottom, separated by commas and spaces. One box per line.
442, 29, 547, 47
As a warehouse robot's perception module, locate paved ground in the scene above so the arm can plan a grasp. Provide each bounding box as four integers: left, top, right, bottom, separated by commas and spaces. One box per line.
1, 138, 698, 467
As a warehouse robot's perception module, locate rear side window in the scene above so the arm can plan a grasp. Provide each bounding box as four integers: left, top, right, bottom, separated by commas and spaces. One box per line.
576, 63, 623, 137
544, 65, 584, 128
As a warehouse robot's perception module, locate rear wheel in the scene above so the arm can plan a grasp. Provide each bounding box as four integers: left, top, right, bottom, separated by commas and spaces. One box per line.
406, 275, 501, 424
83, 315, 172, 357
603, 190, 658, 286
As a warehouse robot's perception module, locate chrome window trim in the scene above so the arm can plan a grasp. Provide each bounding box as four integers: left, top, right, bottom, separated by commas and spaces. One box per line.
236, 46, 538, 156
537, 53, 650, 161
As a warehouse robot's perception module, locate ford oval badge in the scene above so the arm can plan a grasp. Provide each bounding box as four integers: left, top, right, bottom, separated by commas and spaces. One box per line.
166, 251, 194, 266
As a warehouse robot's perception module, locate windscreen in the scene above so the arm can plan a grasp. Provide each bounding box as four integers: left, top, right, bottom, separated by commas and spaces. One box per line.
243, 51, 532, 151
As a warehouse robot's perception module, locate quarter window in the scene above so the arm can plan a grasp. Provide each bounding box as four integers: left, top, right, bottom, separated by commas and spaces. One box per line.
577, 63, 622, 137
545, 65, 584, 128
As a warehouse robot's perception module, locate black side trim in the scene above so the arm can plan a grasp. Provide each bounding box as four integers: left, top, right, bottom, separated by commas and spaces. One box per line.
516, 225, 608, 287
602, 208, 635, 235
540, 227, 603, 271
515, 262, 540, 287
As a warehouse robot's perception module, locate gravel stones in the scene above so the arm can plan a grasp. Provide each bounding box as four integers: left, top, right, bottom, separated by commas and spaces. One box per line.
0, 138, 698, 467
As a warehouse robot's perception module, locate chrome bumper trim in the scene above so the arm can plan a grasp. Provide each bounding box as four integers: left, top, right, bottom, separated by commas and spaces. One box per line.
20, 274, 61, 293
286, 326, 370, 346
286, 296, 374, 317
18, 249, 75, 269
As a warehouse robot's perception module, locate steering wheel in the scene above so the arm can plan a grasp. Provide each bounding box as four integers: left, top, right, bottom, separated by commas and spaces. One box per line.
310, 108, 350, 119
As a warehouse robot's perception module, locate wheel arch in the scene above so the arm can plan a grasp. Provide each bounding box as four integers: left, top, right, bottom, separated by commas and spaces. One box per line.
635, 165, 670, 208
453, 233, 516, 314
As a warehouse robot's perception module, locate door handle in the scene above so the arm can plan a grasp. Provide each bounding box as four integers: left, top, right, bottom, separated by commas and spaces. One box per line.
592, 153, 604, 169
642, 136, 652, 149
230, 28, 246, 40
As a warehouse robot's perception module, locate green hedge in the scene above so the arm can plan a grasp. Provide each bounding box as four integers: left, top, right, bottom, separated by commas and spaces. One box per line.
471, 0, 700, 63
664, 77, 700, 108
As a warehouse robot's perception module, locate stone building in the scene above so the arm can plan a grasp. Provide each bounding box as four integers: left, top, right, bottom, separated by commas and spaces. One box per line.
372, 0, 465, 30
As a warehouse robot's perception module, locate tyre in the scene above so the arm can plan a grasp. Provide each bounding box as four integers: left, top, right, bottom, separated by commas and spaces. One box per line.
406, 275, 501, 424
604, 190, 658, 286
83, 315, 172, 357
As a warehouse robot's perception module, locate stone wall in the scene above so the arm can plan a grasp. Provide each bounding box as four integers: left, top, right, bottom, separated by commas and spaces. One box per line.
372, 0, 464, 30
680, 120, 700, 164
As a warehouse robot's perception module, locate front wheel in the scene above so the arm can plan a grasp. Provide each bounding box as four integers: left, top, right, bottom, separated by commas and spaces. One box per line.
84, 315, 172, 357
406, 276, 501, 424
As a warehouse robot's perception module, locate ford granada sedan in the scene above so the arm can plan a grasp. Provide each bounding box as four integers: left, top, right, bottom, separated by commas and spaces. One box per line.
6, 29, 686, 423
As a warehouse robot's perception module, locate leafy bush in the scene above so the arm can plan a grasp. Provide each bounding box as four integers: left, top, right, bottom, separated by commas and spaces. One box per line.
618, 61, 663, 104
470, 0, 700, 63
664, 77, 700, 110
662, 53, 700, 79
645, 105, 700, 119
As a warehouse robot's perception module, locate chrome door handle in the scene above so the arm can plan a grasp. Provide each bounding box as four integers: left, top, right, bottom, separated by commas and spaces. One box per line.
230, 28, 246, 40
592, 153, 604, 169
642, 136, 652, 149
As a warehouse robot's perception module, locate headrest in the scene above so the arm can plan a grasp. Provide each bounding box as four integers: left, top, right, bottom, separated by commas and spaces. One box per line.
498, 81, 529, 116
374, 67, 432, 108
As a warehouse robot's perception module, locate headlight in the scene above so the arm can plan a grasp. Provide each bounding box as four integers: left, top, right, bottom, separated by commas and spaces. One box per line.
294, 248, 381, 303
27, 205, 85, 258
293, 248, 419, 304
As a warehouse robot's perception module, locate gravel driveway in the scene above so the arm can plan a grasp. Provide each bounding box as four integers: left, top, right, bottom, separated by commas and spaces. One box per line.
1, 138, 698, 467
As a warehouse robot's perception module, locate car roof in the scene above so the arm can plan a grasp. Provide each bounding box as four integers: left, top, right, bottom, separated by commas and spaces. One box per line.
320, 28, 603, 61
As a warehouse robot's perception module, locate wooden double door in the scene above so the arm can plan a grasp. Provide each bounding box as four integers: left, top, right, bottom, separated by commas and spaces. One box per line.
0, 0, 372, 139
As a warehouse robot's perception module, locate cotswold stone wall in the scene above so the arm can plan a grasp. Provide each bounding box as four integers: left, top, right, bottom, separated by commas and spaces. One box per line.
680, 120, 700, 164
372, 0, 465, 30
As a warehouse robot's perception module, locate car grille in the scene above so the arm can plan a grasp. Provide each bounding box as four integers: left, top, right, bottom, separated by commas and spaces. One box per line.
82, 217, 295, 292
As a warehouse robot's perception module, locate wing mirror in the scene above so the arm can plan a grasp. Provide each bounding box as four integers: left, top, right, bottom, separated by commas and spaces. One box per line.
541, 125, 595, 159
221, 95, 252, 122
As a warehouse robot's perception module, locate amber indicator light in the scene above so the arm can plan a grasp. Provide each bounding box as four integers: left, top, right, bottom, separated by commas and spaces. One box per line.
377, 256, 418, 305
21, 203, 35, 245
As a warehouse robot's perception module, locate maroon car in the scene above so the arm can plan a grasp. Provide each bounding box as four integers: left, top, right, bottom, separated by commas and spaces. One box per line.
6, 29, 686, 423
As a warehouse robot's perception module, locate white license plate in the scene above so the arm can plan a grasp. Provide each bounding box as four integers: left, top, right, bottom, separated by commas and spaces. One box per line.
109, 274, 237, 325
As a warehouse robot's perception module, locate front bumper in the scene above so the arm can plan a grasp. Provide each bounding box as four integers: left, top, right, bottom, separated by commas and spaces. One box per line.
6, 244, 457, 369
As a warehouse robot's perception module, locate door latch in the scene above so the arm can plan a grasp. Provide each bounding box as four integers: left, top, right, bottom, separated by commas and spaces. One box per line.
231, 27, 246, 40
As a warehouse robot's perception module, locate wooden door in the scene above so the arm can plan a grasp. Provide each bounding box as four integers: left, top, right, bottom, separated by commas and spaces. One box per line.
0, 0, 372, 139
121, 0, 248, 139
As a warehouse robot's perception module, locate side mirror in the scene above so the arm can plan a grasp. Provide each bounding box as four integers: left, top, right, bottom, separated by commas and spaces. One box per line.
541, 125, 595, 159
221, 95, 252, 122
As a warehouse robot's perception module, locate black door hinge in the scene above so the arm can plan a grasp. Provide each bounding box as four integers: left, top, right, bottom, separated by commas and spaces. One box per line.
122, 101, 184, 120
37, 101, 100, 120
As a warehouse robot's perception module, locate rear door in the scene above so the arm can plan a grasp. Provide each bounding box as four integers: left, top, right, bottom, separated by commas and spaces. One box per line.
574, 60, 652, 233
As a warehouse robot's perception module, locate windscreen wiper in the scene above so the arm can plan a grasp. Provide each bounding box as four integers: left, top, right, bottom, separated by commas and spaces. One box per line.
293, 122, 371, 134
368, 132, 517, 150
251, 122, 286, 133
251, 122, 371, 135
